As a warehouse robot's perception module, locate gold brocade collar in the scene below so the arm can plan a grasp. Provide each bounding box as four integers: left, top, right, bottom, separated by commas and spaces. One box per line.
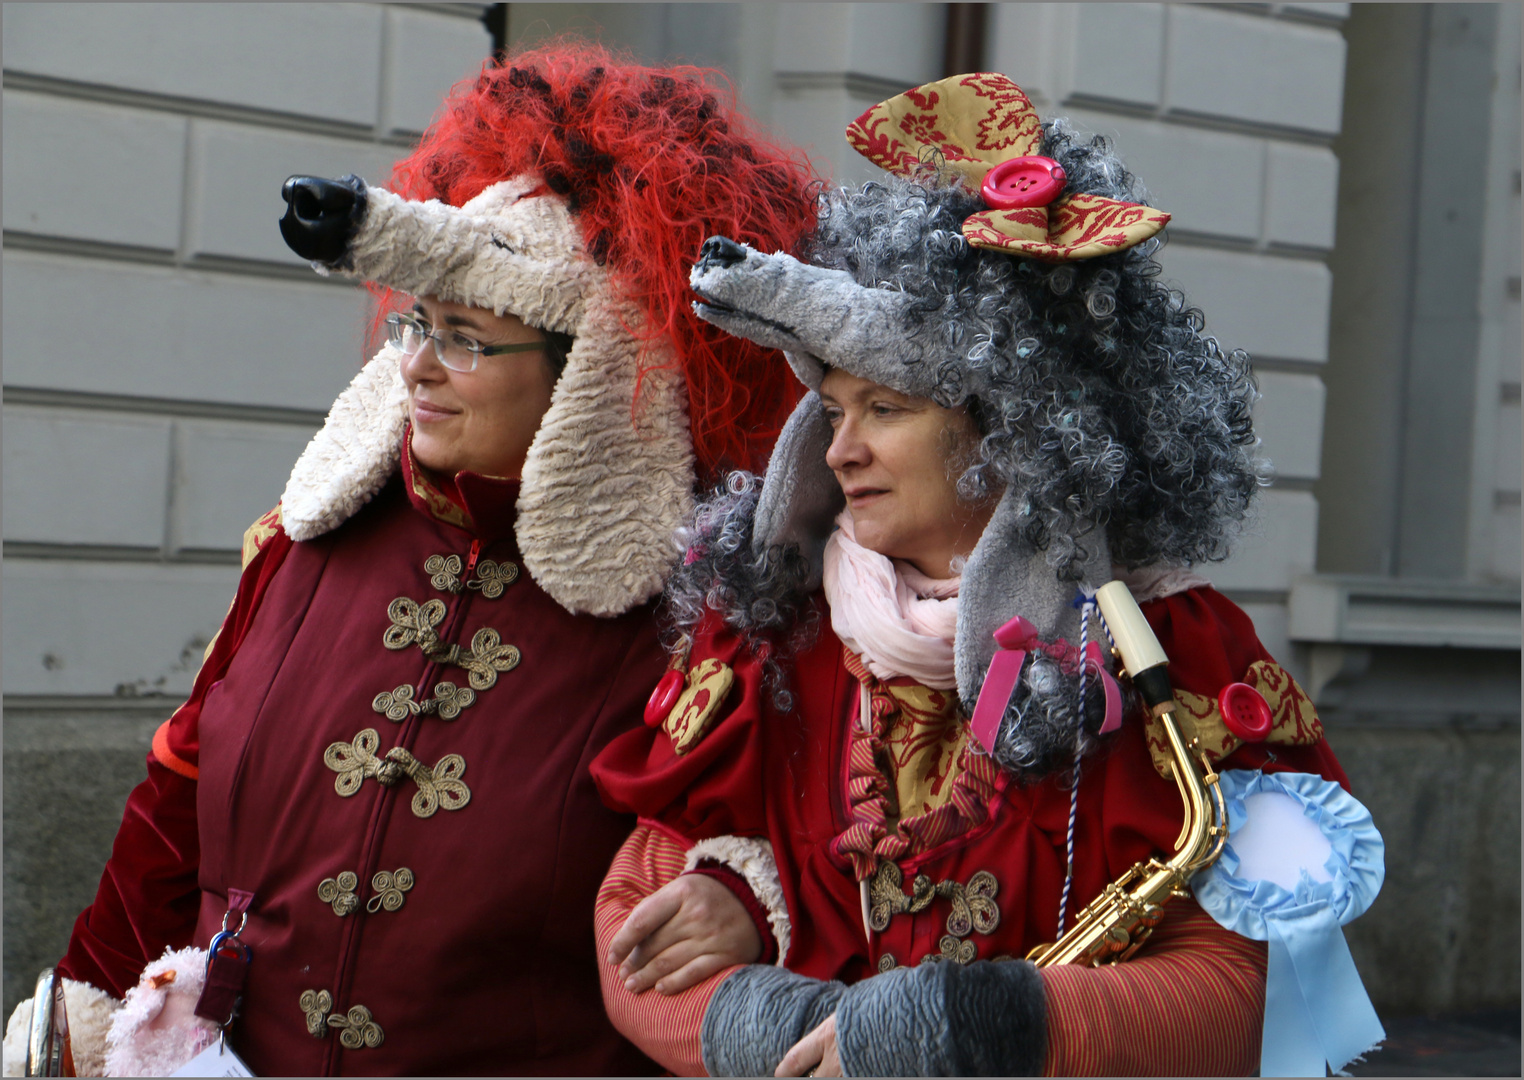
831, 648, 1004, 883
400, 425, 521, 541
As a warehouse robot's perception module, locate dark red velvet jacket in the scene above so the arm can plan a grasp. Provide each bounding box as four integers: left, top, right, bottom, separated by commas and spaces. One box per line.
60, 462, 665, 1076
593, 587, 1348, 983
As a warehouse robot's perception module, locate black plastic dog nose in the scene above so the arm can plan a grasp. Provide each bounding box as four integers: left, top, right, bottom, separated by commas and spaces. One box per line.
697, 235, 748, 271
279, 174, 367, 264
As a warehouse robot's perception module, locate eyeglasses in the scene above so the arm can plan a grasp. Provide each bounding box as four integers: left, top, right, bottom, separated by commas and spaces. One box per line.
385, 312, 545, 373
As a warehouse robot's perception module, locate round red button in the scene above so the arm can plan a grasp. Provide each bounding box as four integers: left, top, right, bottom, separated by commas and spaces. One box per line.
1218, 682, 1273, 742
980, 156, 1067, 210
644, 669, 685, 727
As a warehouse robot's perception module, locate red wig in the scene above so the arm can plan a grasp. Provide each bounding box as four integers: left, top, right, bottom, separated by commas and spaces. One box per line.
386, 41, 821, 479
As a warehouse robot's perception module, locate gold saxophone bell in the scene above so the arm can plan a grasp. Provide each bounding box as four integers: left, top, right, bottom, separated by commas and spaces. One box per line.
1025, 581, 1228, 968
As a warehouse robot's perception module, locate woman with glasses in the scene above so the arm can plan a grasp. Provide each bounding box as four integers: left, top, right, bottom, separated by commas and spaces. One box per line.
14, 44, 817, 1077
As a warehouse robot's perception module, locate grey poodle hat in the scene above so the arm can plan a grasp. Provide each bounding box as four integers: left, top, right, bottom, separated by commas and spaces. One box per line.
688, 73, 1257, 733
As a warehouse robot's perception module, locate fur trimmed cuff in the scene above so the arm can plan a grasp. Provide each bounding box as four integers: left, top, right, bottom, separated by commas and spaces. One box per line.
3, 978, 122, 1077
834, 957, 1047, 1077
103, 946, 221, 1078
684, 835, 791, 965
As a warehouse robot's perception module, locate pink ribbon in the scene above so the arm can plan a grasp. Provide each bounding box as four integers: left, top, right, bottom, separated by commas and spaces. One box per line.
969, 615, 1123, 755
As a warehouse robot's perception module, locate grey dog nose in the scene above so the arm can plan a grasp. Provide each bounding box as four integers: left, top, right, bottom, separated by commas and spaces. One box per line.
697, 235, 748, 272
280, 174, 367, 264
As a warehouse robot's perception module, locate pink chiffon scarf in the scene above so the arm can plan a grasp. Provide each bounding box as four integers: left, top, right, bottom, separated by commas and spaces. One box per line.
821, 511, 961, 688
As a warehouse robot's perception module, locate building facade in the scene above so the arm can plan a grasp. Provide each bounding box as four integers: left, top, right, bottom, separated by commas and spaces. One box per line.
4, 1, 1518, 1020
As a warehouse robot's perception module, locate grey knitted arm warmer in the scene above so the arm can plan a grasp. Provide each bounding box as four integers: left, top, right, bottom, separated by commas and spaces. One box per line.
701, 964, 846, 1077
834, 959, 1047, 1077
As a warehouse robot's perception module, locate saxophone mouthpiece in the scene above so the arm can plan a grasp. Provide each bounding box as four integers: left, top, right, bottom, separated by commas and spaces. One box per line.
1095, 581, 1175, 716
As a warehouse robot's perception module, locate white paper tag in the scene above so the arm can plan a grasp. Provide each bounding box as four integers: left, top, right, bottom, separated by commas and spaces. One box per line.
171, 1039, 256, 1077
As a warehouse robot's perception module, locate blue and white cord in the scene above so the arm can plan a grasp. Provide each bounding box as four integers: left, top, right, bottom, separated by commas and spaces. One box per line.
1056, 594, 1096, 939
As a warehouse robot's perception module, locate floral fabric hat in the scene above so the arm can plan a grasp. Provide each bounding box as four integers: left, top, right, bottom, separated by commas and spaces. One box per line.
846, 73, 1171, 262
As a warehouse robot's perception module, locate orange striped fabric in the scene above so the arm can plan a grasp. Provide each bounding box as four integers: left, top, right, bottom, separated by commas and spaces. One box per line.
595, 823, 742, 1077
1040, 899, 1267, 1076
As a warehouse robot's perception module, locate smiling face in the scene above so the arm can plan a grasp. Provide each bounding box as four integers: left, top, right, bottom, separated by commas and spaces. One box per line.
401, 296, 557, 479
819, 368, 996, 579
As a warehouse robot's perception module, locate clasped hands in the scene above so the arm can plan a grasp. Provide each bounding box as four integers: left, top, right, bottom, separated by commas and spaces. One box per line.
606, 873, 840, 1076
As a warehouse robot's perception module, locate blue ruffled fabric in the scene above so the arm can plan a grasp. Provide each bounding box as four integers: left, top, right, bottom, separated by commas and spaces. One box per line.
1192, 770, 1386, 1077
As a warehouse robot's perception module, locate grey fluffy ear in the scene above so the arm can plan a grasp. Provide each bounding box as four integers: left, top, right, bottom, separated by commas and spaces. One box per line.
954, 488, 1112, 709
753, 391, 843, 589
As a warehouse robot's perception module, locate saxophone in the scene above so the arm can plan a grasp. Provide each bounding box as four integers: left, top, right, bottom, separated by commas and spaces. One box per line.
1026, 580, 1228, 968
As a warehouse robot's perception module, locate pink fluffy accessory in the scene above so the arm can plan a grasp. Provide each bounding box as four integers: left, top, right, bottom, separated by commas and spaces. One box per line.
821, 511, 960, 688
103, 946, 219, 1077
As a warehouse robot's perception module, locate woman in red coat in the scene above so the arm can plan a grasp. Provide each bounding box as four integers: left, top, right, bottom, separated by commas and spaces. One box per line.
591, 74, 1351, 1076
4, 45, 818, 1077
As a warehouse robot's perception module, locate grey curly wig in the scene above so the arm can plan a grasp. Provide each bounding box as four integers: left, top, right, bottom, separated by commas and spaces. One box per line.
668, 120, 1264, 777
809, 119, 1263, 575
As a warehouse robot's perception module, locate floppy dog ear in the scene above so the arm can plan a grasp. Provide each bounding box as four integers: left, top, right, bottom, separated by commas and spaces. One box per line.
516, 285, 696, 617
954, 487, 1112, 710
281, 346, 409, 543
752, 391, 843, 590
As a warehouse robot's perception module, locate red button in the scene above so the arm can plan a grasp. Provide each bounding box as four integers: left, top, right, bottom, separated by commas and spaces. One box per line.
1218, 682, 1273, 742
981, 156, 1067, 210
644, 669, 685, 727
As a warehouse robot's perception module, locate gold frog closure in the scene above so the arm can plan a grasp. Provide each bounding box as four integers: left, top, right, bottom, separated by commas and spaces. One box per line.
383, 598, 521, 691
372, 681, 477, 721
466, 559, 518, 598
383, 597, 447, 652
317, 872, 360, 916
867, 862, 1001, 965
322, 729, 471, 818
299, 989, 333, 1037
327, 1004, 384, 1049
424, 554, 464, 594
366, 868, 414, 913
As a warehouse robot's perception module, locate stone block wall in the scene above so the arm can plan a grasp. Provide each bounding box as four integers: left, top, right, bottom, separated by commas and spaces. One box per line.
2, 0, 495, 1016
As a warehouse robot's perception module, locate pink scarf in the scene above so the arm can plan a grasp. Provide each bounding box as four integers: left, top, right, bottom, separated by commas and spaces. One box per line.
821, 511, 961, 688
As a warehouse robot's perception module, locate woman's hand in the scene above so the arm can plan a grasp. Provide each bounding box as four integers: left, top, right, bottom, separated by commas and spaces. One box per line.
606, 873, 763, 995
776, 1013, 841, 1076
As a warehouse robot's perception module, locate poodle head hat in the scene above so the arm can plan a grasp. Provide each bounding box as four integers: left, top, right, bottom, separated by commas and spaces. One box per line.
278, 44, 818, 616
689, 74, 1261, 749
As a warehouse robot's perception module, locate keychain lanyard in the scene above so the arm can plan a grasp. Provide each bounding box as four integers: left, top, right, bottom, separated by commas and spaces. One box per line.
194, 890, 255, 1052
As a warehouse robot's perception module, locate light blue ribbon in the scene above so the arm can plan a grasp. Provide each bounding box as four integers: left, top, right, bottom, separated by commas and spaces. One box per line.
1192, 770, 1386, 1077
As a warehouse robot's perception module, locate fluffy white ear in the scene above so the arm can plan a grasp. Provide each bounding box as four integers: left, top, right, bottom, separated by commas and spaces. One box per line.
517, 286, 695, 616
281, 346, 408, 542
